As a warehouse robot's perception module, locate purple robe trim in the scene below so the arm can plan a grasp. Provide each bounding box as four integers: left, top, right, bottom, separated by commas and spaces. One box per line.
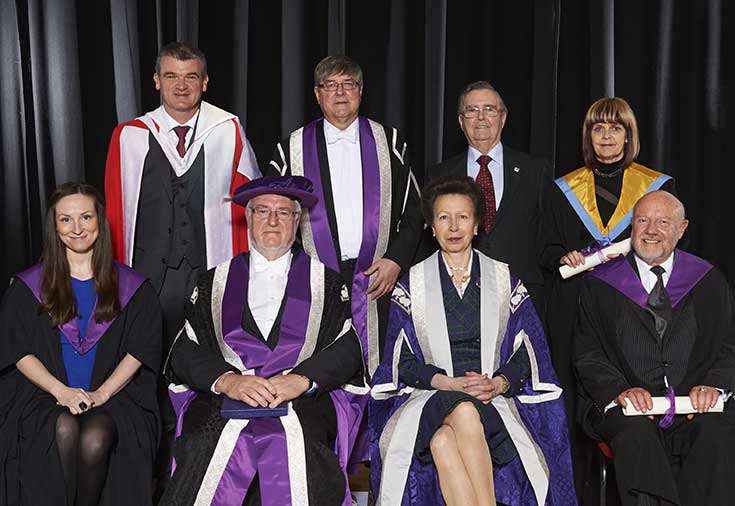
222, 251, 311, 377
206, 251, 311, 504
370, 267, 577, 505
168, 252, 365, 505
302, 119, 340, 271
302, 117, 382, 357
16, 262, 145, 355
589, 250, 713, 309
214, 429, 258, 504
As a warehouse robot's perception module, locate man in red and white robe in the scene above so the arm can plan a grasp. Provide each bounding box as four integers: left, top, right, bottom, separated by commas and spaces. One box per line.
104, 41, 260, 497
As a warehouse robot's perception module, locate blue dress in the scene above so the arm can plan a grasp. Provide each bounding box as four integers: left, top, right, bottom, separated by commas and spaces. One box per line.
60, 277, 98, 390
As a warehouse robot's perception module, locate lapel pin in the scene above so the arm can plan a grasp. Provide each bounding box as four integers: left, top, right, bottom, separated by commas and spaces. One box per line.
514, 166, 520, 173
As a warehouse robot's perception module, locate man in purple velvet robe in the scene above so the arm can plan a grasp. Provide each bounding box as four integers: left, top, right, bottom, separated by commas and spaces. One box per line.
575, 190, 735, 506
266, 55, 423, 377
159, 176, 368, 506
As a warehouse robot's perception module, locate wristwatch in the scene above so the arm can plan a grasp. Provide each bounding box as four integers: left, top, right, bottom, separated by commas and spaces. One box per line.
498, 374, 510, 394
305, 378, 319, 396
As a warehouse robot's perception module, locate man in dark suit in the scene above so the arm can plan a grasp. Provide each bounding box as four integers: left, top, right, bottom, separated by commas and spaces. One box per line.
423, 81, 549, 313
575, 191, 735, 506
267, 55, 423, 375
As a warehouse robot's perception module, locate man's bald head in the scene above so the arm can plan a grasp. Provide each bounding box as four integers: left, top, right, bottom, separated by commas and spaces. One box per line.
634, 190, 686, 222
631, 190, 688, 266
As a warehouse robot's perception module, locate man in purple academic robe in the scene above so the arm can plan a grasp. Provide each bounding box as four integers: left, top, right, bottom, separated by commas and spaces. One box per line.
267, 55, 423, 377
575, 190, 735, 506
159, 176, 368, 506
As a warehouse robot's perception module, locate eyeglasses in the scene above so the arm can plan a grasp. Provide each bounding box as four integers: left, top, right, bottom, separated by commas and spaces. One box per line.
462, 105, 503, 119
248, 205, 299, 221
317, 80, 360, 92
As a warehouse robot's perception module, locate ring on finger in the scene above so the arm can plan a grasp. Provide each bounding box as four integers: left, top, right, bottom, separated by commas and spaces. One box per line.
699, 386, 707, 392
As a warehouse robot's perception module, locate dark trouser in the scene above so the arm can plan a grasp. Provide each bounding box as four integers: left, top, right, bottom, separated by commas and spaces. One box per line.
595, 408, 735, 506
154, 258, 200, 502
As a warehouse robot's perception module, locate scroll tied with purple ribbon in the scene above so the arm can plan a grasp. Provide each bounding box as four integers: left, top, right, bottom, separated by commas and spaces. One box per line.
559, 238, 631, 279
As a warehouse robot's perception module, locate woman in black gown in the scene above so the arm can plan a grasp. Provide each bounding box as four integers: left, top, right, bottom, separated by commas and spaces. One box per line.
0, 183, 161, 505
540, 97, 677, 502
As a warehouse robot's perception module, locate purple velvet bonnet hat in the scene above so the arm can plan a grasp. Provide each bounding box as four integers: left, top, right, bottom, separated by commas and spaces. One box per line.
231, 175, 318, 209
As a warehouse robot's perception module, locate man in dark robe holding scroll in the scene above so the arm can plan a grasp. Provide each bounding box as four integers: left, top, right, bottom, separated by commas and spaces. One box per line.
159, 176, 367, 506
267, 55, 423, 376
575, 190, 735, 506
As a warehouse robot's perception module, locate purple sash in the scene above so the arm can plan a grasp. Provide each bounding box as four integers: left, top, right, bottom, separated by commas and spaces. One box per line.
302, 117, 383, 360
16, 263, 145, 354
207, 251, 311, 505
589, 250, 713, 309
170, 252, 364, 506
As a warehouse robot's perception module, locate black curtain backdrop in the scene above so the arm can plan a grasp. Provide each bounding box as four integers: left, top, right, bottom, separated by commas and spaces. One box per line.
2, 0, 732, 294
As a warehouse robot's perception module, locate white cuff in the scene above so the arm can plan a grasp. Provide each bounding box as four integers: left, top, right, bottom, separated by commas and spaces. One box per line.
211, 371, 236, 394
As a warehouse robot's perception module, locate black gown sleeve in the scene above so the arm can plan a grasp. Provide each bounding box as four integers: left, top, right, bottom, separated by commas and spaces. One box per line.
0, 279, 40, 372
292, 330, 363, 394
292, 271, 364, 395
122, 281, 163, 374
165, 275, 238, 393
702, 271, 735, 389
574, 279, 631, 411
383, 132, 423, 272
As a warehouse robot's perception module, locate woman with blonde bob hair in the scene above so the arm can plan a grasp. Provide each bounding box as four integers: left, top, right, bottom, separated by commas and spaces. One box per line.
540, 97, 678, 501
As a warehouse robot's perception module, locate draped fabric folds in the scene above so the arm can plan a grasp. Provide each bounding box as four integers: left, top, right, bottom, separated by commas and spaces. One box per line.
1, 0, 733, 293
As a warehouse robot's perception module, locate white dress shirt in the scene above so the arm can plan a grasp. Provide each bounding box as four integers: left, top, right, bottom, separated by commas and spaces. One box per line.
324, 118, 363, 260
210, 248, 292, 394
634, 253, 674, 293
467, 143, 505, 210
160, 108, 198, 153
248, 247, 292, 339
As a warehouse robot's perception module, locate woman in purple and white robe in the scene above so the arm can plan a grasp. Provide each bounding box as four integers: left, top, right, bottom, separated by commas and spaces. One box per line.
370, 176, 575, 506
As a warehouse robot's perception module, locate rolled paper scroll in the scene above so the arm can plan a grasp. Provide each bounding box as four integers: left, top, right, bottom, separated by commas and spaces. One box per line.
559, 238, 632, 279
622, 395, 724, 416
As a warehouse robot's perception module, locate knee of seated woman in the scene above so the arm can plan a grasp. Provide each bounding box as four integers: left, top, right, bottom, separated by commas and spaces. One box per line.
430, 425, 456, 452
55, 412, 80, 442
445, 401, 482, 429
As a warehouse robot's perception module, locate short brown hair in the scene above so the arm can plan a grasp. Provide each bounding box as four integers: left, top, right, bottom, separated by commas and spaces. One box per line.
457, 81, 507, 116
582, 97, 640, 169
421, 176, 486, 227
155, 41, 207, 76
314, 55, 363, 87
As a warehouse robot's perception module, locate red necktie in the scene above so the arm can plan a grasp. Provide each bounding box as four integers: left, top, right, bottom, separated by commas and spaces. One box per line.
173, 126, 190, 158
476, 155, 496, 232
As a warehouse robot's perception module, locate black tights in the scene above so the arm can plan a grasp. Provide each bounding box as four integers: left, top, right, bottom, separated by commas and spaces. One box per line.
55, 411, 118, 506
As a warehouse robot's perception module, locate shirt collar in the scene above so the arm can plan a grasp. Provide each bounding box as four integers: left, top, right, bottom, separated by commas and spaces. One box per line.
160, 107, 199, 133
634, 251, 675, 283
324, 117, 359, 144
249, 247, 293, 274
468, 143, 503, 165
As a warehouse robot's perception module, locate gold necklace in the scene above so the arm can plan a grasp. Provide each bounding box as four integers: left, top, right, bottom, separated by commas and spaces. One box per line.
443, 254, 471, 286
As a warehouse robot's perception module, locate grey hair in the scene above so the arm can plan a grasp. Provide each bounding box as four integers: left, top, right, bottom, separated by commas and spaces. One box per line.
313, 55, 363, 88
457, 81, 507, 115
